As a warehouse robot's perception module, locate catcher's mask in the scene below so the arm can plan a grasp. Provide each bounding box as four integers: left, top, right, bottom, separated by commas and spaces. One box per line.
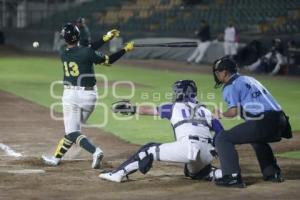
213, 56, 238, 88
172, 80, 197, 102
61, 23, 80, 44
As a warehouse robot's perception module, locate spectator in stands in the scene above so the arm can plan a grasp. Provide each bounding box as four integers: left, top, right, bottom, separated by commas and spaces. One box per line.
76, 17, 91, 47
187, 20, 211, 64
246, 38, 286, 75
224, 22, 238, 58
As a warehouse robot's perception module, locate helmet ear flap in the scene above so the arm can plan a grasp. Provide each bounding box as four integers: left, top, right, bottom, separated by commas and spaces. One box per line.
213, 71, 223, 88
212, 60, 223, 88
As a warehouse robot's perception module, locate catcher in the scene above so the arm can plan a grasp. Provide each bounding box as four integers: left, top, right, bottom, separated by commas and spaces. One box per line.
42, 23, 134, 169
99, 80, 223, 182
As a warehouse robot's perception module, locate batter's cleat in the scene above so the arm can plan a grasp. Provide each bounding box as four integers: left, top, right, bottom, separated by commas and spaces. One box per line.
42, 155, 60, 166
99, 171, 123, 183
215, 173, 246, 188
92, 148, 104, 169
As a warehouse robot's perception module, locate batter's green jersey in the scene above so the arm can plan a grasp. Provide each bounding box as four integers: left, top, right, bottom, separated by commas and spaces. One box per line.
59, 46, 106, 87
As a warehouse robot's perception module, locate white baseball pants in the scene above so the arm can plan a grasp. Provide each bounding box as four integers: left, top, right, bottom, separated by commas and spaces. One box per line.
62, 88, 97, 134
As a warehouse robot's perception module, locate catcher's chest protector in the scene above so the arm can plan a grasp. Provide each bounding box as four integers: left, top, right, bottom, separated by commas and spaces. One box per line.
170, 102, 213, 140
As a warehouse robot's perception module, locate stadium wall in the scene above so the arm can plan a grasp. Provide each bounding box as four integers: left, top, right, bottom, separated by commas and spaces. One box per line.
2, 29, 230, 63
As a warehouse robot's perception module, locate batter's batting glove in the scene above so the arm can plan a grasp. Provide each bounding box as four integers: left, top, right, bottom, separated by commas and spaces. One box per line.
103, 29, 120, 42
124, 41, 134, 52
111, 100, 136, 115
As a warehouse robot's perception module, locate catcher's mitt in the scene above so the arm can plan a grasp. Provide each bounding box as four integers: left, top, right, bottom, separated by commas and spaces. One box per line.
111, 100, 136, 115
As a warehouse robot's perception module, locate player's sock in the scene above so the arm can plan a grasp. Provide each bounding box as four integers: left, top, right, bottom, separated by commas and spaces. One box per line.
54, 136, 73, 159
77, 135, 96, 154
66, 131, 96, 154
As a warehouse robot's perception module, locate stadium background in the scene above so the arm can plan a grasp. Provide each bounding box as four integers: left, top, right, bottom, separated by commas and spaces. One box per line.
0, 0, 300, 199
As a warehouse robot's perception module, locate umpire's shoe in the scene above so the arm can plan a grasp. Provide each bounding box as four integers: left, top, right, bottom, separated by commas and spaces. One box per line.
92, 148, 104, 169
264, 172, 284, 183
215, 173, 246, 188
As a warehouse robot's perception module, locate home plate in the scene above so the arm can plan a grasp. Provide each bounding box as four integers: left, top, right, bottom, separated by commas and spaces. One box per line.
3, 169, 45, 174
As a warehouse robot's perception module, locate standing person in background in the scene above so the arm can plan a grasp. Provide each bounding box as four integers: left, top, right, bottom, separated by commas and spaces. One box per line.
76, 17, 91, 47
52, 30, 65, 51
187, 20, 211, 64
224, 22, 237, 58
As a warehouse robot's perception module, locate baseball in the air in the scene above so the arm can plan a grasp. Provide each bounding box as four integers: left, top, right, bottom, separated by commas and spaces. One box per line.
32, 41, 39, 48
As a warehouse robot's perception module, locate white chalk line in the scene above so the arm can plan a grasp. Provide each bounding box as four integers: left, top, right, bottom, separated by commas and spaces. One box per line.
0, 143, 23, 158
0, 169, 45, 174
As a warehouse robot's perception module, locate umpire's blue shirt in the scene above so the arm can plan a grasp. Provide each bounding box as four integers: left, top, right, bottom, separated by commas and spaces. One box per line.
222, 73, 281, 120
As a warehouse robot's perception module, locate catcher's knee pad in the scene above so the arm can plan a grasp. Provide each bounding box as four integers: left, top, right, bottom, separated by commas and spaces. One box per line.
138, 152, 154, 174
184, 164, 212, 180
135, 142, 160, 174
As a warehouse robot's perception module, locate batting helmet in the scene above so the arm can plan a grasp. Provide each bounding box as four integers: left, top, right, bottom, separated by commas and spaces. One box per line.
172, 80, 197, 102
213, 56, 238, 88
61, 23, 80, 44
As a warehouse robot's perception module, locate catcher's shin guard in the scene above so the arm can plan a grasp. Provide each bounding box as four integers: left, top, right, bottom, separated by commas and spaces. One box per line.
54, 136, 73, 159
113, 143, 160, 175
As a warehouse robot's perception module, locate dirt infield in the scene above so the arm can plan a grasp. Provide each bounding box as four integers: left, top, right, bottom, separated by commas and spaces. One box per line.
0, 90, 300, 200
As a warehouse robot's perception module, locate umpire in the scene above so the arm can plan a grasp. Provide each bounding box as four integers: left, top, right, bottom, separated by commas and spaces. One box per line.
212, 56, 292, 188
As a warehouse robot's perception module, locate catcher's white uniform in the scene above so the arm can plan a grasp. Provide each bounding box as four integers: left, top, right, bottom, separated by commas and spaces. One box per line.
99, 101, 223, 182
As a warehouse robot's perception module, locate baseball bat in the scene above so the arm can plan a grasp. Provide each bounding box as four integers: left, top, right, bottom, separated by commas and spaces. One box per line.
134, 42, 198, 48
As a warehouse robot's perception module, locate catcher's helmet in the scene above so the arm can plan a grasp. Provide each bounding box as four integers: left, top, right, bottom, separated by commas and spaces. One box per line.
61, 23, 80, 44
212, 56, 238, 88
172, 80, 197, 102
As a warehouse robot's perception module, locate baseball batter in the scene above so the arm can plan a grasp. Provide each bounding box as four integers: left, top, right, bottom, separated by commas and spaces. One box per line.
42, 23, 134, 168
100, 80, 223, 182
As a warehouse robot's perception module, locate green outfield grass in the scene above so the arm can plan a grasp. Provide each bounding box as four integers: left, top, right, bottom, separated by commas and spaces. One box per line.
0, 56, 299, 146
277, 151, 300, 159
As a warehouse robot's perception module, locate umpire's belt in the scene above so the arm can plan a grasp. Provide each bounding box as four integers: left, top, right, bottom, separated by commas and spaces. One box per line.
189, 135, 212, 144
64, 85, 96, 91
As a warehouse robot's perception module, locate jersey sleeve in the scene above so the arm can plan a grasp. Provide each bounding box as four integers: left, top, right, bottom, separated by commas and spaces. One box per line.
157, 103, 173, 119
90, 49, 106, 64
211, 119, 224, 134
211, 118, 224, 146
222, 85, 239, 108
